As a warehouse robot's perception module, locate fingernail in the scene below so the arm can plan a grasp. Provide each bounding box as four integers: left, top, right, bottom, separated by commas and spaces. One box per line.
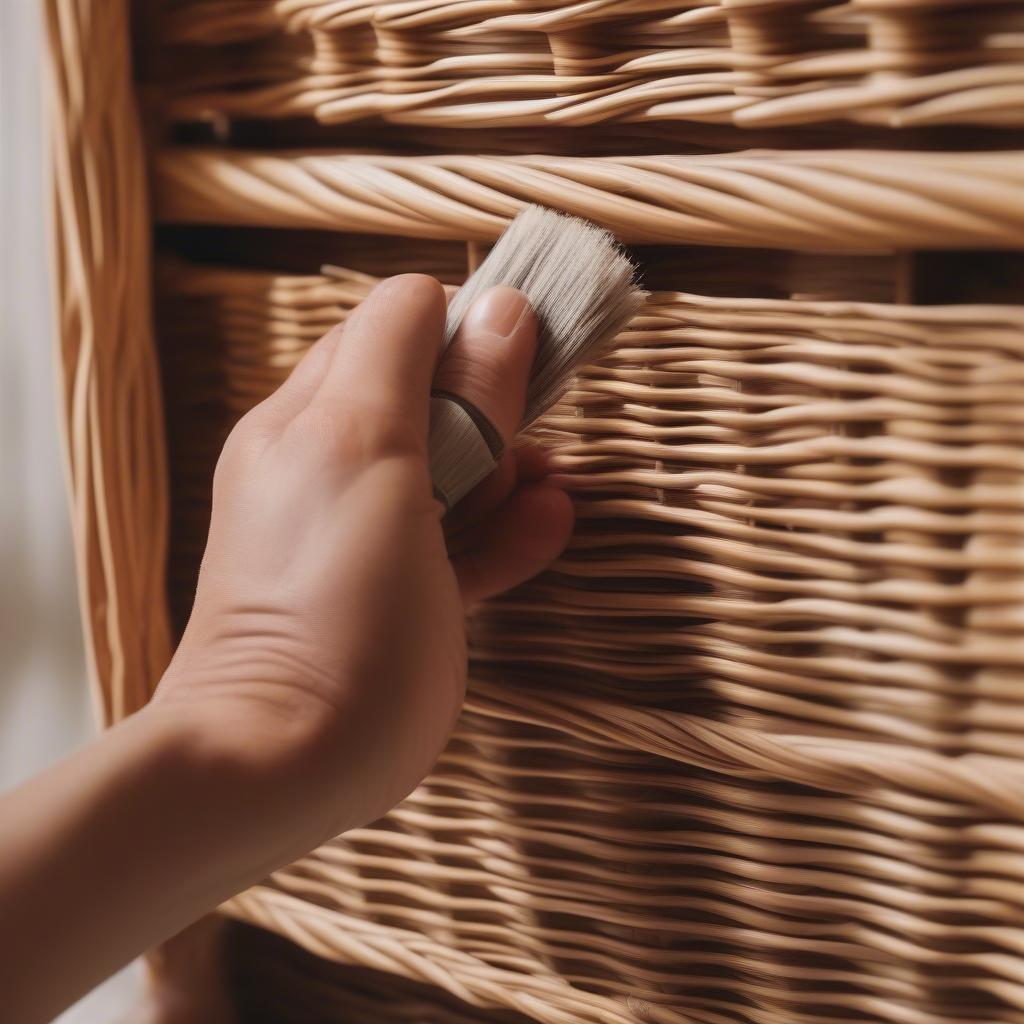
463, 286, 531, 339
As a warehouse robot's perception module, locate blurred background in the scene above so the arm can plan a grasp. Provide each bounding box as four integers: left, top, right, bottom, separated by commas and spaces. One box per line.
1, 2, 140, 1019
1, 0, 90, 786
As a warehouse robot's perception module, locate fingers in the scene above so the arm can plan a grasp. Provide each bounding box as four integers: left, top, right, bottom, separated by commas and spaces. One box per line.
445, 444, 560, 548
245, 274, 448, 446
244, 323, 345, 435
445, 450, 518, 547
253, 279, 531, 471
452, 485, 574, 606
434, 293, 564, 602
311, 274, 447, 440
433, 286, 536, 446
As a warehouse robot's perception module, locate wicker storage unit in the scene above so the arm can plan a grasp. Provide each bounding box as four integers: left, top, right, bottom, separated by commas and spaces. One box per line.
48, 1, 1024, 1022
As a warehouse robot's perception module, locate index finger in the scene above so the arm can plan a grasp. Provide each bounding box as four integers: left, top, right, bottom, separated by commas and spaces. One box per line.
310, 274, 447, 440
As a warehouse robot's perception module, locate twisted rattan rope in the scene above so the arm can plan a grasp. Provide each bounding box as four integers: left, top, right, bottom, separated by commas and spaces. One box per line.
235, 710, 1024, 1021
262, 802, 1024, 1015
224, 887, 679, 1024
221, 704, 1024, 1022
155, 148, 1024, 251
227, 924, 533, 1024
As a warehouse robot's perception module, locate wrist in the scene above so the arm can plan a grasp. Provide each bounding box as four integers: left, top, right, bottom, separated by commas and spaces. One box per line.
120, 702, 306, 873
144, 677, 348, 854
0, 699, 301, 1024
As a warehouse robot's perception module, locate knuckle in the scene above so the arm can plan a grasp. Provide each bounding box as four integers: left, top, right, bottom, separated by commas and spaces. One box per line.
369, 274, 446, 324
434, 352, 505, 414
285, 405, 345, 450
352, 406, 425, 460
212, 417, 266, 495
218, 413, 267, 465
284, 403, 424, 463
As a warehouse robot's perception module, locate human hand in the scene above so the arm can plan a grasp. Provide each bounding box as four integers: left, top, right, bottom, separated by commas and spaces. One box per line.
0, 275, 574, 1022
152, 275, 574, 854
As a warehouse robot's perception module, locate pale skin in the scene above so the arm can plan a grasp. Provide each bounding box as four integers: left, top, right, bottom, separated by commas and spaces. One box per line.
0, 276, 574, 1023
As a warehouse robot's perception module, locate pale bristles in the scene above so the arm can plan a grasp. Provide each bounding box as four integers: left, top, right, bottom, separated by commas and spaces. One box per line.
325, 207, 645, 507
444, 205, 646, 425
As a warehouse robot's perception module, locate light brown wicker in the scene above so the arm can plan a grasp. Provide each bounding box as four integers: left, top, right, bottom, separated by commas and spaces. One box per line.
47, 0, 1024, 1021
46, 0, 173, 723
157, 0, 1024, 128
155, 148, 1024, 249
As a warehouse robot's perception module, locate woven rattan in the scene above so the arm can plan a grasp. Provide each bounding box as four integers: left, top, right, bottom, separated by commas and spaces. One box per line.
47, 0, 1024, 1020
152, 260, 1024, 1021
157, 0, 1024, 128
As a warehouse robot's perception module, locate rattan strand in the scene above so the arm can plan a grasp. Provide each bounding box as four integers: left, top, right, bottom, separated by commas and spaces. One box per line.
224, 923, 534, 1024
155, 262, 1024, 1024
222, 708, 1024, 1024
156, 0, 1024, 128
154, 148, 1024, 251
44, 0, 172, 724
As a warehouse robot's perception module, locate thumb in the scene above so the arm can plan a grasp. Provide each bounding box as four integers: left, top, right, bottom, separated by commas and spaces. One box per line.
430, 287, 537, 507
433, 286, 536, 446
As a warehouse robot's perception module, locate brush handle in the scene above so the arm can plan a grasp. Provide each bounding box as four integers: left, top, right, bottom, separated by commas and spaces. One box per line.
428, 393, 503, 510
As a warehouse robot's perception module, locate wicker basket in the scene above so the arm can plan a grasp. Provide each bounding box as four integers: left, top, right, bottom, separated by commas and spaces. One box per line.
47, 0, 1024, 1021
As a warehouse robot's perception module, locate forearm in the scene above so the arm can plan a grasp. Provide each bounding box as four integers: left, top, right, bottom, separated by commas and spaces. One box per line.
0, 704, 293, 1023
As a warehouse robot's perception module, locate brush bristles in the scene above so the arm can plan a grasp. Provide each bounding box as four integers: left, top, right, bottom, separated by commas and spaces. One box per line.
444, 205, 645, 424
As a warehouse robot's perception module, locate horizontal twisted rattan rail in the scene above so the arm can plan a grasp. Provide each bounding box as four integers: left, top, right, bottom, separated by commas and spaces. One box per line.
155, 148, 1024, 250
156, 260, 1024, 1024
158, 0, 1024, 128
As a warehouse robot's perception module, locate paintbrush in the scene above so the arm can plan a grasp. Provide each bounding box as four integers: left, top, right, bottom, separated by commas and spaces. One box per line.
325, 205, 645, 509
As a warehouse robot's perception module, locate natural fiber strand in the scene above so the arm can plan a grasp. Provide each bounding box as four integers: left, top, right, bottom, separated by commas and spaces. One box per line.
45, 0, 173, 723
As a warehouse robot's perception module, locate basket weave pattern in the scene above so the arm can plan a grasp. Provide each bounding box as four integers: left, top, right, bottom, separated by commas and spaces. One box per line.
156, 262, 1024, 1022
159, 0, 1024, 128
48, 0, 1024, 1020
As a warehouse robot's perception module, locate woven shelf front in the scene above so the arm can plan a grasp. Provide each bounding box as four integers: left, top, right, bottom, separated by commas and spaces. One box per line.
47, 0, 1024, 1021
153, 260, 1024, 1021
156, 0, 1024, 128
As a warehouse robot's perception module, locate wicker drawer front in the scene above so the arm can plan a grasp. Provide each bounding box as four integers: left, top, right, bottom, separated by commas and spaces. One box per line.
157, 261, 1024, 1023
